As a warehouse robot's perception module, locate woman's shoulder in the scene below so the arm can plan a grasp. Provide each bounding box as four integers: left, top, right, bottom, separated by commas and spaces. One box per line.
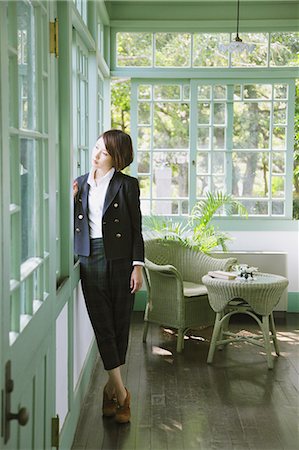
116, 171, 138, 185
75, 172, 89, 185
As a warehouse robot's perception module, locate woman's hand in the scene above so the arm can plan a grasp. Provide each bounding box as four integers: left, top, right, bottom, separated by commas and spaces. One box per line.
73, 180, 79, 198
130, 266, 143, 293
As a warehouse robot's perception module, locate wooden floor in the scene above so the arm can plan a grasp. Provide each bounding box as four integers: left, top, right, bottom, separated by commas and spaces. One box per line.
72, 312, 299, 450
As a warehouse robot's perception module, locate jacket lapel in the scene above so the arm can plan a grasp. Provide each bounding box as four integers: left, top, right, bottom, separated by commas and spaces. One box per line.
80, 174, 90, 213
103, 172, 123, 216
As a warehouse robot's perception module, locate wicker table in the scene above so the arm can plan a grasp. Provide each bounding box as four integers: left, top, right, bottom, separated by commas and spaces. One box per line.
202, 273, 289, 369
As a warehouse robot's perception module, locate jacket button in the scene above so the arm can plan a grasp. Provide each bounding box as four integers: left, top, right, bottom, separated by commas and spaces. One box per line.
103, 221, 107, 225
79, 198, 82, 202
78, 214, 83, 219
114, 218, 119, 223
116, 233, 122, 238
75, 228, 81, 233
114, 203, 118, 208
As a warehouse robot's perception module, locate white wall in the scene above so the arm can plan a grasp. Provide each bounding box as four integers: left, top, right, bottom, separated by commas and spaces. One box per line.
226, 231, 298, 292
56, 303, 68, 430
73, 281, 94, 390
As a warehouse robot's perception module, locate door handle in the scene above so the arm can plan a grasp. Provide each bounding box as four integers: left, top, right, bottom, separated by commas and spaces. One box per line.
2, 360, 29, 444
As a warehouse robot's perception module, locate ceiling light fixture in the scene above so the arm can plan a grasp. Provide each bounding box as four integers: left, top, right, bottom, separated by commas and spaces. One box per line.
219, 0, 256, 54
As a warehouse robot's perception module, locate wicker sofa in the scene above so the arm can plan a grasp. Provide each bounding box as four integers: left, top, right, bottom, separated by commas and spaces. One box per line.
143, 239, 237, 352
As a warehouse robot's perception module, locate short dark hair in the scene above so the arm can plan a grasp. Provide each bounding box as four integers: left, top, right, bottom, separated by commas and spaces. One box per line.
100, 129, 134, 171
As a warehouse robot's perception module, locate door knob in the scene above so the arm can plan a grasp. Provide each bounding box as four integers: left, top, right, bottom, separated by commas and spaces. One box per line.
8, 407, 29, 426
2, 360, 29, 444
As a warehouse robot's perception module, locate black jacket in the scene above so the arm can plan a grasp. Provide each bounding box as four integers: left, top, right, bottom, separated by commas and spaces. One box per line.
74, 171, 144, 261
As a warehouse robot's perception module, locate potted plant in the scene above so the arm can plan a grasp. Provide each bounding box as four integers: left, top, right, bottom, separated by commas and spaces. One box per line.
143, 191, 248, 253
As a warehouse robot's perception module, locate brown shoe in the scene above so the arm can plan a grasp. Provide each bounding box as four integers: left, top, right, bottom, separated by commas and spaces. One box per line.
102, 387, 117, 417
115, 388, 131, 424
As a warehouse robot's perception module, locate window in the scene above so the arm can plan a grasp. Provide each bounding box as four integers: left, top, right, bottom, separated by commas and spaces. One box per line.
73, 34, 89, 177
116, 32, 299, 68
73, 0, 87, 25
8, 0, 49, 343
131, 80, 294, 217
136, 83, 190, 215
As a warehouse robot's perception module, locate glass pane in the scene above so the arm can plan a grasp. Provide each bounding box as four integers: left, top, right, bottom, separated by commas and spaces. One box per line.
214, 103, 226, 124
138, 127, 151, 150
198, 103, 210, 124
137, 152, 150, 174
233, 102, 270, 149
241, 200, 268, 215
18, 0, 36, 130
272, 127, 286, 150
138, 85, 152, 100
198, 86, 211, 100
183, 85, 190, 100
212, 152, 225, 174
117, 32, 152, 67
270, 32, 299, 67
234, 85, 242, 100
138, 103, 151, 125
231, 33, 268, 67
213, 127, 226, 149
152, 152, 189, 197
138, 176, 150, 197
243, 84, 272, 100
140, 200, 151, 216
197, 176, 210, 197
272, 176, 285, 198
155, 33, 191, 67
273, 102, 287, 125
214, 85, 227, 100
154, 85, 181, 100
274, 84, 288, 99
193, 33, 229, 67
212, 176, 225, 193
232, 152, 269, 198
152, 200, 179, 215
272, 152, 285, 174
20, 139, 38, 263
153, 103, 189, 149
197, 127, 210, 149
272, 201, 284, 215
197, 152, 209, 174
182, 200, 189, 215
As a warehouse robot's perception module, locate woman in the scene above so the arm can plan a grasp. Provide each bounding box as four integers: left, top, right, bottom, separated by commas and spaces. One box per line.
73, 129, 144, 424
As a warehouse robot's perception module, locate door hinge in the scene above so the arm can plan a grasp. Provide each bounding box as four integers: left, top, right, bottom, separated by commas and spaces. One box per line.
51, 414, 59, 449
49, 18, 59, 57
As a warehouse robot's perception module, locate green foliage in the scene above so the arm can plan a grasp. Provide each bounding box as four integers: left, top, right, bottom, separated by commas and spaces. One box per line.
111, 78, 131, 132
143, 192, 248, 254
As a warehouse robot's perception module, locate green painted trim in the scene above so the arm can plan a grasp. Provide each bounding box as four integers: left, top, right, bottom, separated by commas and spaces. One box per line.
110, 19, 299, 32
134, 290, 147, 311
211, 218, 299, 232
111, 68, 299, 79
59, 341, 97, 450
288, 292, 299, 313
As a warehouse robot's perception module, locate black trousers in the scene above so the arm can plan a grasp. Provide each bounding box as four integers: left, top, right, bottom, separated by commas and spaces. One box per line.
79, 238, 135, 370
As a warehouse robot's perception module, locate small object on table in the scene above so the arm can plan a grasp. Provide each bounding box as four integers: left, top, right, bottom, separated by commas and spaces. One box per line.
232, 264, 259, 280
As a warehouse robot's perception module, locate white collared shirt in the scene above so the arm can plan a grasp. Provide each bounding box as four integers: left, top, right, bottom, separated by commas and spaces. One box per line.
87, 167, 144, 267
87, 167, 115, 238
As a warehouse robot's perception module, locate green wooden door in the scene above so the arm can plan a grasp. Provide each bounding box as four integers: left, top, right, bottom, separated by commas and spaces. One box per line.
0, 1, 58, 448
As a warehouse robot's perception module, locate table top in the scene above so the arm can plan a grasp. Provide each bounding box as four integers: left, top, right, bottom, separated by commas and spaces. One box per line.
202, 272, 289, 315
202, 272, 288, 287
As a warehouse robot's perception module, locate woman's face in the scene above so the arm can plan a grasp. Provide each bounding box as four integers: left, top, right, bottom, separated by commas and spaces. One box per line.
91, 137, 113, 171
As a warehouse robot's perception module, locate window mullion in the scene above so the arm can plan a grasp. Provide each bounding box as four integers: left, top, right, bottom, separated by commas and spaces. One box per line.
226, 84, 234, 196
189, 80, 197, 212
285, 80, 296, 218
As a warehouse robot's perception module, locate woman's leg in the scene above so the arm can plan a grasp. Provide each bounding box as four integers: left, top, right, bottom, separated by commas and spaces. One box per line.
107, 367, 127, 405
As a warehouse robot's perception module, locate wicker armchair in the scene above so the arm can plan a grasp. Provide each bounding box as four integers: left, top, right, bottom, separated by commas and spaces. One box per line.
143, 239, 237, 352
